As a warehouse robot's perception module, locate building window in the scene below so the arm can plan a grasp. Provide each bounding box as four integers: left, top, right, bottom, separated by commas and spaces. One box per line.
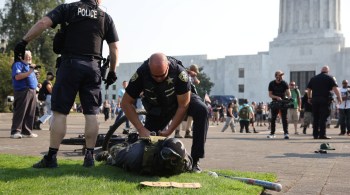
290, 71, 315, 93
239, 68, 244, 78
112, 94, 116, 100
112, 85, 117, 90
239, 84, 244, 93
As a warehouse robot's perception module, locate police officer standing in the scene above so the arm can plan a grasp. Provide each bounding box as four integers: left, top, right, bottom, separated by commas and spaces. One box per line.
14, 0, 119, 168
307, 66, 341, 139
121, 53, 209, 173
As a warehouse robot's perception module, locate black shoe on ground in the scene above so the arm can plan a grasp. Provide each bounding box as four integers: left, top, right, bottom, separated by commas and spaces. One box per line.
33, 155, 58, 168
83, 153, 95, 167
184, 131, 193, 138
334, 125, 339, 128
246, 131, 252, 133
33, 120, 42, 130
319, 136, 331, 139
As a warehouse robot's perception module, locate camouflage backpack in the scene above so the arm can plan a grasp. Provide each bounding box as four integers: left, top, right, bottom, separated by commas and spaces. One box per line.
239, 105, 250, 120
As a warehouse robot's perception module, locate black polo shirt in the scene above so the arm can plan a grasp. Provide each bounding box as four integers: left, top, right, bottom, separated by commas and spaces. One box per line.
268, 80, 289, 100
307, 73, 338, 98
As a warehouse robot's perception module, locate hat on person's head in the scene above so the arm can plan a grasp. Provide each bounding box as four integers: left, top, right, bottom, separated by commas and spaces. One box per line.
275, 70, 284, 77
189, 64, 199, 74
320, 143, 335, 150
47, 71, 55, 77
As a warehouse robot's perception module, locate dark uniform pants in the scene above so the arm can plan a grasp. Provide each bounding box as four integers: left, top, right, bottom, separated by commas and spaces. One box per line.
312, 98, 331, 138
145, 93, 209, 160
270, 107, 288, 134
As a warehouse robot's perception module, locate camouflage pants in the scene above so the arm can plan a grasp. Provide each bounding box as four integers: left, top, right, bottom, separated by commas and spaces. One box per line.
109, 140, 146, 172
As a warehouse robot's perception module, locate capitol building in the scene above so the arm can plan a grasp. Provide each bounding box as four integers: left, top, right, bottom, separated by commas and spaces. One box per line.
104, 0, 350, 104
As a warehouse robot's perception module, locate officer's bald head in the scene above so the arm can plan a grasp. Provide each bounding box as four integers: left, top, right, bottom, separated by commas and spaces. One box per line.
321, 65, 329, 73
149, 53, 169, 82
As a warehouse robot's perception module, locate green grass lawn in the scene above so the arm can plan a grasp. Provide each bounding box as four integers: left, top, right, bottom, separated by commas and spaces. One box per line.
0, 154, 277, 195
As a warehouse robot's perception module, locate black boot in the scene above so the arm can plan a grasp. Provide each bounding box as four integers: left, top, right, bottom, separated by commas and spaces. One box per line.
184, 130, 193, 138
303, 127, 306, 134
34, 120, 42, 130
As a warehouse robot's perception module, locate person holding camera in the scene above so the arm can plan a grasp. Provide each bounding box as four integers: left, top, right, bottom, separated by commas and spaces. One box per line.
10, 50, 38, 139
267, 70, 291, 139
338, 80, 350, 135
14, 0, 119, 168
307, 66, 341, 139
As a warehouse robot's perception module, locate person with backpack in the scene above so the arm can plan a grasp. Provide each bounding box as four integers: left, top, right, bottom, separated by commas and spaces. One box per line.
34, 71, 55, 130
238, 99, 255, 133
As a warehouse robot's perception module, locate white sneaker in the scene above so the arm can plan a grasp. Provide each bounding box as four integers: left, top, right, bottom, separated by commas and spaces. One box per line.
284, 134, 289, 139
267, 134, 276, 138
10, 133, 22, 139
22, 133, 38, 138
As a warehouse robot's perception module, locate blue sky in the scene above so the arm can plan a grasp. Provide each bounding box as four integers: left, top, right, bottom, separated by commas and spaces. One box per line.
1, 0, 350, 63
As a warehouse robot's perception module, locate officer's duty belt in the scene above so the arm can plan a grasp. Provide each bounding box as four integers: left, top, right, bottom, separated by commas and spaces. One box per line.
62, 54, 103, 61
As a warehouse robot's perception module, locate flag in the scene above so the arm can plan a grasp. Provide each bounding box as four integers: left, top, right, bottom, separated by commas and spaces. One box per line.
204, 93, 211, 103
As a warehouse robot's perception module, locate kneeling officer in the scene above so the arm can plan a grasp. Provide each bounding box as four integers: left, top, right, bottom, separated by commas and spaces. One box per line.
121, 53, 209, 173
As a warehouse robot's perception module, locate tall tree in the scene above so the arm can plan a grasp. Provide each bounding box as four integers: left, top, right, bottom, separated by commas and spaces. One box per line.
0, 53, 14, 112
0, 0, 64, 71
196, 67, 214, 99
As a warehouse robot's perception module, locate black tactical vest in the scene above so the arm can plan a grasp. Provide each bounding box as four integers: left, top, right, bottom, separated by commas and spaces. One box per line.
61, 1, 105, 57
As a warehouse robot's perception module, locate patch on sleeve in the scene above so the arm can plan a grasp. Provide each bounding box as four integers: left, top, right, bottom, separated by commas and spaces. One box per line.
178, 71, 188, 82
130, 72, 138, 82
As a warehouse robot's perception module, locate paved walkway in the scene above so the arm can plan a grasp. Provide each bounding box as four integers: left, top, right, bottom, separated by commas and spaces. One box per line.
1, 113, 350, 194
